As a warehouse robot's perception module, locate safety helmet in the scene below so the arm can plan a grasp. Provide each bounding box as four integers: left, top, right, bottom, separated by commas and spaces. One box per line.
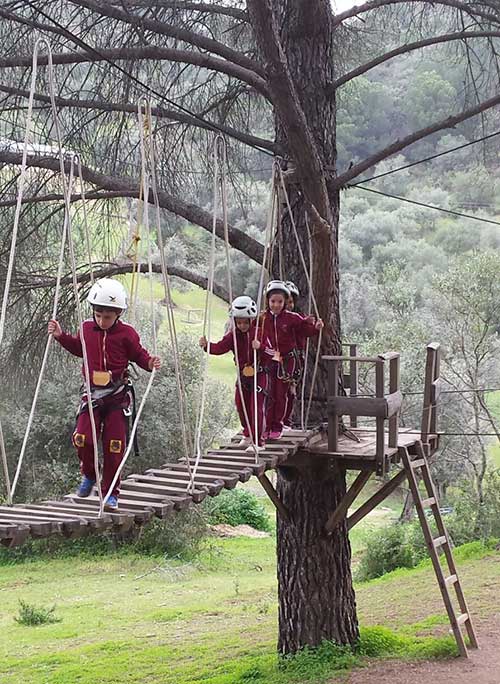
230, 295, 257, 319
265, 280, 290, 298
285, 281, 299, 298
87, 278, 128, 310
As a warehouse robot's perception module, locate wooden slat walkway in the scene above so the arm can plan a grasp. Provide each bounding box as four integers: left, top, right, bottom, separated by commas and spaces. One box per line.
0, 428, 321, 549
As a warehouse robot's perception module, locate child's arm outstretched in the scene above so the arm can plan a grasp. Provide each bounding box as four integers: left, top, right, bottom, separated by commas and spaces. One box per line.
126, 329, 161, 371
199, 331, 233, 355
48, 319, 83, 357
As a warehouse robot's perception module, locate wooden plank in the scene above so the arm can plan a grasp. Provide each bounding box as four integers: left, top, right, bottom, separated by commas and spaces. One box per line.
325, 470, 372, 534
12, 506, 88, 538
121, 480, 206, 504
0, 523, 30, 548
155, 465, 240, 487
41, 502, 114, 530
0, 515, 60, 537
187, 458, 264, 477
60, 498, 152, 524
206, 451, 279, 468
66, 494, 169, 517
128, 474, 225, 496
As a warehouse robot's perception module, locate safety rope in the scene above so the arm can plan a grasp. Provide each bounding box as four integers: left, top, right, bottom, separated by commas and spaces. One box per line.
76, 156, 94, 285
102, 103, 160, 508
276, 164, 322, 430
300, 214, 313, 431
191, 137, 219, 483
143, 101, 193, 487
63, 155, 104, 513
0, 38, 42, 502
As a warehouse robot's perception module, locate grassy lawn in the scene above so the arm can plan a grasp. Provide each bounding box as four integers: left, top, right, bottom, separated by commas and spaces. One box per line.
0, 536, 498, 684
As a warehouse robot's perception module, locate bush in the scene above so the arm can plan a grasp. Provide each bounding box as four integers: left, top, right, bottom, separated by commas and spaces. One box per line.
356, 523, 419, 581
446, 470, 500, 545
132, 508, 209, 558
204, 489, 272, 532
15, 600, 61, 626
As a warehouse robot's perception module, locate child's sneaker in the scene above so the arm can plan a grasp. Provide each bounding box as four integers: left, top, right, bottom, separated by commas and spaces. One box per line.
104, 495, 119, 511
77, 475, 95, 498
238, 436, 251, 447
245, 443, 264, 453
283, 425, 292, 431
269, 430, 282, 440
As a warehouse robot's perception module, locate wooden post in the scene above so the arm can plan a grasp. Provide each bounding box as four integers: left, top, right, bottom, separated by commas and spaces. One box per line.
349, 344, 358, 427
388, 355, 400, 448
375, 358, 385, 475
430, 345, 440, 434
328, 359, 339, 452
324, 470, 372, 534
258, 474, 290, 522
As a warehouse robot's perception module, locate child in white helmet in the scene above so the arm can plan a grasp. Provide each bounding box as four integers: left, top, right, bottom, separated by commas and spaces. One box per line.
199, 295, 268, 449
255, 280, 323, 439
283, 280, 308, 428
48, 278, 161, 510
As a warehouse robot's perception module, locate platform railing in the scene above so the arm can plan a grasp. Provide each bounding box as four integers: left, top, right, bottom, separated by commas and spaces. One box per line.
323, 351, 402, 475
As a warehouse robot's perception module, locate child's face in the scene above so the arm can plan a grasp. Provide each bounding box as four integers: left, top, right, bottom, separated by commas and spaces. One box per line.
287, 296, 295, 311
268, 294, 285, 315
235, 318, 251, 333
94, 308, 120, 330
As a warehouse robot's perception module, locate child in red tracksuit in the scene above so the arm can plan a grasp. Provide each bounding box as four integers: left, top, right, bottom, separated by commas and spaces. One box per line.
199, 295, 268, 450
48, 278, 161, 510
256, 280, 323, 440
283, 280, 309, 428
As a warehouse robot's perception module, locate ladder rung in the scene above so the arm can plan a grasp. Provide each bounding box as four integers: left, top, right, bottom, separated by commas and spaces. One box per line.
456, 612, 469, 626
433, 535, 448, 548
410, 458, 426, 469
445, 574, 458, 586
421, 497, 436, 508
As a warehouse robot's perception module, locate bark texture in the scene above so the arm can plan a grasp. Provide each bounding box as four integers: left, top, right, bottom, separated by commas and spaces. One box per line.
247, 0, 358, 655
277, 461, 358, 653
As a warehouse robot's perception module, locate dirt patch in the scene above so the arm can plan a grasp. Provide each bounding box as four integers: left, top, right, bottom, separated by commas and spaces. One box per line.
210, 524, 270, 538
347, 616, 500, 684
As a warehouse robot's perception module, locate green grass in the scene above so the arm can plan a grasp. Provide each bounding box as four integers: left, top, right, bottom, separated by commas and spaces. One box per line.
0, 535, 497, 684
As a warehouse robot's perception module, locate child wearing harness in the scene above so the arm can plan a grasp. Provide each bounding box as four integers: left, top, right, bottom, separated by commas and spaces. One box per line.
256, 280, 323, 440
48, 278, 161, 510
199, 295, 268, 450
283, 280, 308, 429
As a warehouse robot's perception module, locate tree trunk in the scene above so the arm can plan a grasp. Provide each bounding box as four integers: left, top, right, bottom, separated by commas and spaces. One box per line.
277, 460, 358, 653
247, 0, 359, 654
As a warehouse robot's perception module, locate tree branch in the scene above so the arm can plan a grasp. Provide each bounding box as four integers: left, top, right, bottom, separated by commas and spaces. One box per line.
68, 0, 264, 76
333, 91, 500, 188
0, 46, 269, 97
107, 0, 248, 22
332, 30, 500, 89
16, 261, 230, 302
246, 0, 332, 224
0, 83, 277, 154
333, 0, 500, 28
0, 150, 265, 264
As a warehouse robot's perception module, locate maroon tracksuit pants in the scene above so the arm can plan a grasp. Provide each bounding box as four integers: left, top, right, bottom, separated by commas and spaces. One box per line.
72, 394, 128, 496
266, 355, 300, 433
235, 371, 269, 445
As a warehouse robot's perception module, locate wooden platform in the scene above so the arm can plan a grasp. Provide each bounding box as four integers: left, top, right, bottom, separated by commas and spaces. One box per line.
301, 426, 439, 473
0, 428, 321, 548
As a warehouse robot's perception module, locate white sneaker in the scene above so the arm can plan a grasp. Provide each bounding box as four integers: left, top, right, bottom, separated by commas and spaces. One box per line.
238, 437, 251, 447
246, 444, 264, 453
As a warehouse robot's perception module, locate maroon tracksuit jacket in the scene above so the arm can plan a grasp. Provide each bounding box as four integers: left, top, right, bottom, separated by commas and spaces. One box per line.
205, 326, 268, 444
56, 319, 152, 496
284, 312, 312, 427
259, 310, 318, 433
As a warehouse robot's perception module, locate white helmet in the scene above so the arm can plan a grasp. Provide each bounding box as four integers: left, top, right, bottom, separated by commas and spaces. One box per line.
87, 278, 128, 310
265, 280, 290, 298
285, 281, 299, 298
230, 295, 257, 319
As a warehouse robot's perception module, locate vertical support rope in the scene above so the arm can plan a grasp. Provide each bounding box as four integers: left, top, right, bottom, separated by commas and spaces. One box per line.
63, 155, 104, 514
143, 101, 193, 488
191, 137, 219, 483
276, 165, 322, 430
76, 156, 94, 285
0, 38, 42, 502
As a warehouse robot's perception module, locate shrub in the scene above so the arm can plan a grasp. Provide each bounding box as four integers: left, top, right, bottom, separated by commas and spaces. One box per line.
356, 523, 417, 581
15, 600, 61, 626
446, 470, 500, 545
132, 508, 209, 558
204, 489, 272, 532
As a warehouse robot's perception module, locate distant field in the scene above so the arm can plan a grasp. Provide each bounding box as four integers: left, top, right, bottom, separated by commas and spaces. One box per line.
123, 273, 235, 388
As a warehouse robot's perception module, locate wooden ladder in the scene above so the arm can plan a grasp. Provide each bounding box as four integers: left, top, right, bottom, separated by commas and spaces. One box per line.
400, 442, 479, 658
